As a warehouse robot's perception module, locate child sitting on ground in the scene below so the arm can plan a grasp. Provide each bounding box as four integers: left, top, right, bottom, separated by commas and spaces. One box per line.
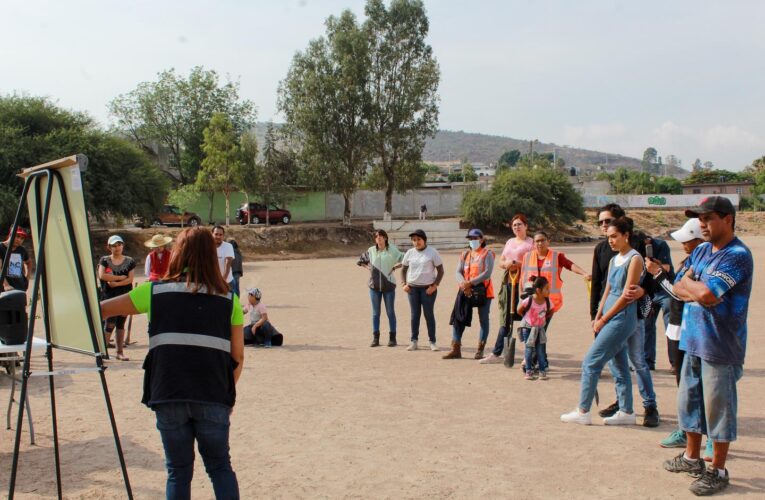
517, 276, 553, 380
243, 288, 284, 347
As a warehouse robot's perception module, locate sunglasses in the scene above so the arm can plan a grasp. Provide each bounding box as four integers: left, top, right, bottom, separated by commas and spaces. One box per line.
110, 242, 124, 247
598, 218, 613, 226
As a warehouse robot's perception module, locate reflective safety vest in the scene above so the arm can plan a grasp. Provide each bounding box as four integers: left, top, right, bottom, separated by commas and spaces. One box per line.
520, 249, 564, 312
143, 281, 237, 408
460, 247, 495, 298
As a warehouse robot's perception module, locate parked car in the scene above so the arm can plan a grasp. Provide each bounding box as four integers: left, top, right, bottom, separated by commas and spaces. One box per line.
236, 203, 291, 225
134, 205, 202, 228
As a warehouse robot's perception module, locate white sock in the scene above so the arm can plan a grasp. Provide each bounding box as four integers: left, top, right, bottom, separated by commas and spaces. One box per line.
683, 452, 696, 462
716, 468, 726, 478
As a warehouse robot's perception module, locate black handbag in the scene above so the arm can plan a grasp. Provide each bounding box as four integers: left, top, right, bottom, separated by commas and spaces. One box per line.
467, 283, 487, 307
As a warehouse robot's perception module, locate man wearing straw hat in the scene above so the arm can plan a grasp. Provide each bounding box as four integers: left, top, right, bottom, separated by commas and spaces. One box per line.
144, 233, 173, 282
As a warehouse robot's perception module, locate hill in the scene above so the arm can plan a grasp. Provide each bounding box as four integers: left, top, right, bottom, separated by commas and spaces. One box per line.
253, 124, 687, 175
423, 130, 690, 175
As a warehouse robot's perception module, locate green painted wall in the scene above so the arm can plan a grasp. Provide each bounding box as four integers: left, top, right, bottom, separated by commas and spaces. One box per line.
287, 192, 326, 221
187, 191, 326, 224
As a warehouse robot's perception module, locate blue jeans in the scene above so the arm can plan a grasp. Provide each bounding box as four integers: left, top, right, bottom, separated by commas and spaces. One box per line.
678, 355, 743, 442
231, 276, 241, 299
617, 319, 656, 408
407, 286, 437, 342
524, 337, 548, 372
154, 402, 239, 500
644, 293, 671, 366
452, 298, 492, 343
369, 289, 396, 334
579, 323, 634, 414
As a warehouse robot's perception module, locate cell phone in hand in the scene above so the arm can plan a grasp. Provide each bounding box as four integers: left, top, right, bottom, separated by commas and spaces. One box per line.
645, 239, 654, 259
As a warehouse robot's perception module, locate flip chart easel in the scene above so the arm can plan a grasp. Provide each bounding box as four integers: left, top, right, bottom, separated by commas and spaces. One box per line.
0, 155, 132, 499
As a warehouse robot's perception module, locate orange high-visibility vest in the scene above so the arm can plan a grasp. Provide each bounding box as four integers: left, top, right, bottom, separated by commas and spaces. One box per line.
460, 247, 495, 299
520, 249, 564, 312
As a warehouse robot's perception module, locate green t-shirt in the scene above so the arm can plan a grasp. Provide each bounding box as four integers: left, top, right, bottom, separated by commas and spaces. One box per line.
129, 282, 244, 326
368, 244, 404, 278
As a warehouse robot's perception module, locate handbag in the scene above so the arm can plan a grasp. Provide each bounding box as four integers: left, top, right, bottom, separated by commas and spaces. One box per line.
467, 283, 487, 307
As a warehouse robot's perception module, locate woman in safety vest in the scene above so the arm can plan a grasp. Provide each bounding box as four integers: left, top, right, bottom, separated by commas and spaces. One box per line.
520, 231, 591, 326
101, 227, 245, 498
443, 228, 495, 360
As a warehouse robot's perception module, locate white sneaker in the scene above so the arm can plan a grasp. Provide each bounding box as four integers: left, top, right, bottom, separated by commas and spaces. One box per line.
560, 408, 592, 425
407, 341, 418, 351
603, 410, 636, 425
429, 342, 439, 351
479, 353, 503, 364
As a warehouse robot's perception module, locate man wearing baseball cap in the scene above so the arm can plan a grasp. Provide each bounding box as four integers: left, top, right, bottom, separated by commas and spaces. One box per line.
1, 227, 32, 291
662, 196, 753, 495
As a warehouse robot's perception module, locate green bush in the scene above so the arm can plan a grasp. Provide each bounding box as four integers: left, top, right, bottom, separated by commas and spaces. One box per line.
461, 167, 584, 228
739, 196, 765, 211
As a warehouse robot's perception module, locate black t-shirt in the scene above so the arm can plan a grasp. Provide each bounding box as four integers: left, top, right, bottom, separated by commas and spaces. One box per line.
99, 255, 136, 298
0, 243, 30, 291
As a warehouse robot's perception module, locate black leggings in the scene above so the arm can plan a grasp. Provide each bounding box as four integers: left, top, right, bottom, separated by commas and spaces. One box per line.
668, 338, 685, 386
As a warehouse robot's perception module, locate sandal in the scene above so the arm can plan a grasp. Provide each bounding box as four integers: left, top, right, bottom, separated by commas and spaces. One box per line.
107, 342, 116, 349
124, 340, 137, 346
115, 353, 130, 361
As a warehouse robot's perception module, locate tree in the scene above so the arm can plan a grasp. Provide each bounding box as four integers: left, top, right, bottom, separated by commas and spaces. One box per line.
279, 10, 373, 224
497, 149, 521, 170
746, 155, 765, 175
167, 185, 201, 227
462, 163, 478, 182
258, 123, 297, 225
642, 147, 658, 173
703, 161, 714, 170
684, 169, 753, 185
692, 158, 703, 172
365, 0, 440, 214
664, 154, 681, 175
0, 94, 167, 225
461, 167, 584, 228
654, 176, 682, 194
196, 113, 241, 226
109, 67, 256, 185
234, 130, 260, 225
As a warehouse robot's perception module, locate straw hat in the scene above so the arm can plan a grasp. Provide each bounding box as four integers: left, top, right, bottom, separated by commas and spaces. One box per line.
144, 234, 173, 248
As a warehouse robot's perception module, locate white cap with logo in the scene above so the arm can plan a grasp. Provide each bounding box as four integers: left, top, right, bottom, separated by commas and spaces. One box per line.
670, 218, 702, 243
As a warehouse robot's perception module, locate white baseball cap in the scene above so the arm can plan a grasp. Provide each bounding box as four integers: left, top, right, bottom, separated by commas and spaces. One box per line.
670, 218, 703, 243
107, 235, 124, 246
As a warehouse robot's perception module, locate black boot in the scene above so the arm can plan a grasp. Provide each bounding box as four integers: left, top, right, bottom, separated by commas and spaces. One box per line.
598, 401, 619, 418
643, 405, 660, 427
387, 332, 397, 347
370, 331, 380, 347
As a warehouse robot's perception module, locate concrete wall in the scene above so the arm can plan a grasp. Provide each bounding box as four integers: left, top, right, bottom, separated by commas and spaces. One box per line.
583, 193, 740, 209
187, 186, 471, 224
326, 186, 471, 219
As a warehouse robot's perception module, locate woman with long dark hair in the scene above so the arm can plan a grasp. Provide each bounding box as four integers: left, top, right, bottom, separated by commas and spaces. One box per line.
560, 218, 642, 426
101, 227, 245, 498
357, 229, 403, 347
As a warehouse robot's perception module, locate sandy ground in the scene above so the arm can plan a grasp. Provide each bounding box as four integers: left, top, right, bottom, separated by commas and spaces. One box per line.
1, 237, 764, 499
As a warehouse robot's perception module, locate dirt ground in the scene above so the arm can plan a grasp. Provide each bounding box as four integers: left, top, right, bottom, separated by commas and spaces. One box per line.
1, 236, 764, 499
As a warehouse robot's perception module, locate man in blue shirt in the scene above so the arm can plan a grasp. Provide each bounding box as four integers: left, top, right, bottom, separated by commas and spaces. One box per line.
662, 196, 753, 496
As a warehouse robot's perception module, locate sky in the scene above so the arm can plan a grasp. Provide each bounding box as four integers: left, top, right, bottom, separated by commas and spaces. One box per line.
2, 0, 764, 170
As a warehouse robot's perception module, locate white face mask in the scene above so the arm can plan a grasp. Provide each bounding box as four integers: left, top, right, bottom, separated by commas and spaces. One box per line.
469, 240, 481, 250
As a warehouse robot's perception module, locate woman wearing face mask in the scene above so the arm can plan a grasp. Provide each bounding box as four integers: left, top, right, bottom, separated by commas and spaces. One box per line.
444, 229, 495, 360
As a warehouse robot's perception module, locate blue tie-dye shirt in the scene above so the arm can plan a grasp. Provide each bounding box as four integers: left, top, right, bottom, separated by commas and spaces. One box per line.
677, 237, 753, 365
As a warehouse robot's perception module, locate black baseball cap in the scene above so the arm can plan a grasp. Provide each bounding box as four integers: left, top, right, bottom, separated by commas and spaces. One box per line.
685, 196, 735, 218
408, 229, 427, 241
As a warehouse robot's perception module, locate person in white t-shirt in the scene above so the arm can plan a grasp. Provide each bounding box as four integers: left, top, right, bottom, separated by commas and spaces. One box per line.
243, 288, 283, 347
400, 229, 444, 352
213, 225, 234, 288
